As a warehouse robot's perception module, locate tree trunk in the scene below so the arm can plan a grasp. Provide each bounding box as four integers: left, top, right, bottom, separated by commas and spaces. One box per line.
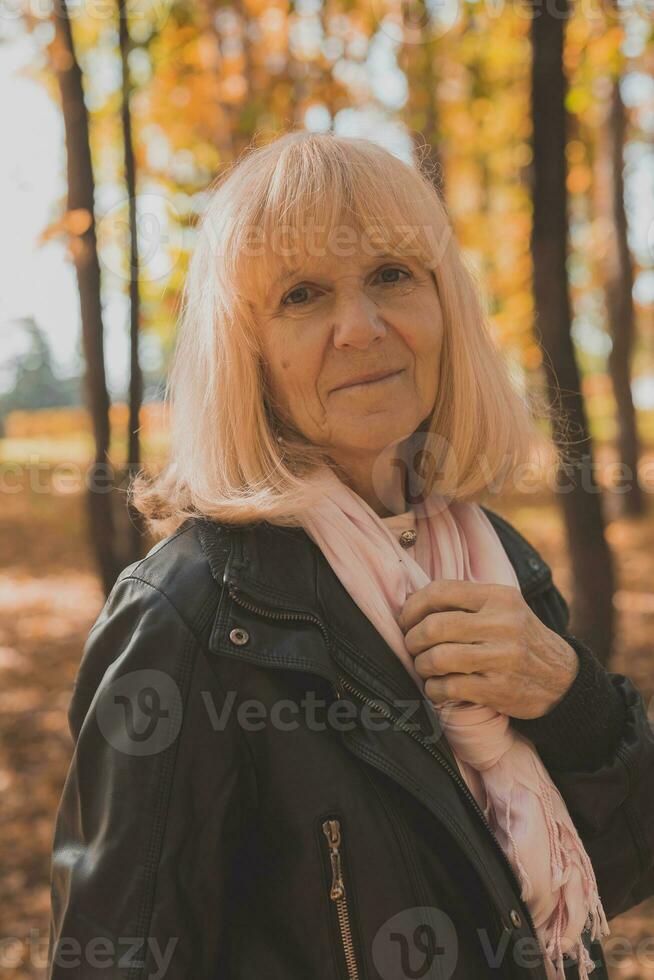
595, 64, 643, 517
49, 0, 123, 595
118, 0, 147, 557
412, 73, 447, 205
530, 0, 615, 664
398, 23, 447, 205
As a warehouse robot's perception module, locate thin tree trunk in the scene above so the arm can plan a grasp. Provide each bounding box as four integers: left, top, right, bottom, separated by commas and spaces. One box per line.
49, 0, 122, 595
530, 0, 615, 664
595, 65, 643, 516
118, 0, 147, 556
417, 96, 446, 205
413, 101, 447, 206
405, 43, 447, 205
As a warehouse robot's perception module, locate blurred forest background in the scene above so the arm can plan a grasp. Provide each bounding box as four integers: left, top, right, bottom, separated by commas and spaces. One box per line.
1, 0, 653, 975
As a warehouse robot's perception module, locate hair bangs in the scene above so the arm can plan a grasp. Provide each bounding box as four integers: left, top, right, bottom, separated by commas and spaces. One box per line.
223, 136, 440, 313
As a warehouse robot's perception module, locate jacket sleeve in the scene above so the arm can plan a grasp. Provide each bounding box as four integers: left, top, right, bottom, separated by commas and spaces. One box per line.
512, 580, 654, 922
47, 572, 256, 979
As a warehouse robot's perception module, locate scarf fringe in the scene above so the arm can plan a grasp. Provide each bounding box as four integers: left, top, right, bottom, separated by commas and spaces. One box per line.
500, 761, 610, 979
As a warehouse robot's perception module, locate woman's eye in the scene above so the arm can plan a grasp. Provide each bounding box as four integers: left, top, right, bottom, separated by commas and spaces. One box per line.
376, 266, 410, 285
282, 285, 316, 307
281, 266, 409, 307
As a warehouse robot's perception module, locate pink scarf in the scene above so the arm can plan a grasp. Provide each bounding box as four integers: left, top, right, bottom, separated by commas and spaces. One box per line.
299, 466, 609, 979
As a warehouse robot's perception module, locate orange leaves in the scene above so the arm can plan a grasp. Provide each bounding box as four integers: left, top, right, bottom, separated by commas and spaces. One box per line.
37, 208, 93, 247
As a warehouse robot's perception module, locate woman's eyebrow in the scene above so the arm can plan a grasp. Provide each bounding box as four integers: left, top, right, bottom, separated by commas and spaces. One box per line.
262, 267, 301, 306
275, 266, 301, 288
264, 251, 417, 307
270, 252, 405, 293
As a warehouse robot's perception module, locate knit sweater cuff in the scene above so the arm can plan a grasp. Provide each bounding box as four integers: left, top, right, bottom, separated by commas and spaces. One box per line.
509, 632, 627, 773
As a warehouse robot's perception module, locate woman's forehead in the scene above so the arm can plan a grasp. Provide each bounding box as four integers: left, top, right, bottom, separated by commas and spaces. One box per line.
244, 229, 427, 295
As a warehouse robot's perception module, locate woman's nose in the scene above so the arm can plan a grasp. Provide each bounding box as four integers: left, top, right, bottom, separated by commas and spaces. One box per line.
332, 292, 386, 349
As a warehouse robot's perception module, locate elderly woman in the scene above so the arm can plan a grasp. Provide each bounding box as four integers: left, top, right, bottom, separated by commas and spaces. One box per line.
48, 132, 653, 980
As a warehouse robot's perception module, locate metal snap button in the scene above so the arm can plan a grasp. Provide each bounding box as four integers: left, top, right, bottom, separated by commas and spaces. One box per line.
509, 909, 522, 928
229, 627, 250, 646
528, 557, 541, 571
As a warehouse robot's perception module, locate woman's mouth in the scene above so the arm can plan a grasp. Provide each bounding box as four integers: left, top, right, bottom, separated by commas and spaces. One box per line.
333, 369, 404, 392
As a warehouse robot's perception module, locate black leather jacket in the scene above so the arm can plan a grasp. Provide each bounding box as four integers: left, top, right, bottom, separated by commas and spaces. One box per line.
47, 508, 654, 980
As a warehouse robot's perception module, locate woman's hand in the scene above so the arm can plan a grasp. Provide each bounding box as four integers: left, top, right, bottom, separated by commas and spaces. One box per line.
397, 579, 580, 720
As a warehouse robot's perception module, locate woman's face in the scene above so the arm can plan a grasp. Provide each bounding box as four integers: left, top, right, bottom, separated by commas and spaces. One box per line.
254, 245, 444, 465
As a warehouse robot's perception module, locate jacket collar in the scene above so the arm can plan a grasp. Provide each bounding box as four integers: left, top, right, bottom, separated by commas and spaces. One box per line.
214, 504, 553, 614
203, 505, 553, 713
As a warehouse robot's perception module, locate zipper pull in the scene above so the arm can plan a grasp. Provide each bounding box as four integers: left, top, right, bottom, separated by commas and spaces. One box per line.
322, 819, 345, 900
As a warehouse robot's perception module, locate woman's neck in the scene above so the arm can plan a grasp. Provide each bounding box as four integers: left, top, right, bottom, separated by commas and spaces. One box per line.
332, 453, 408, 518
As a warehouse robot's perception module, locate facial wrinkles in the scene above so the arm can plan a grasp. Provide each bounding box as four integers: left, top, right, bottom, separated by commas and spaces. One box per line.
300, 376, 328, 433
267, 327, 328, 431
277, 265, 396, 316
257, 258, 442, 448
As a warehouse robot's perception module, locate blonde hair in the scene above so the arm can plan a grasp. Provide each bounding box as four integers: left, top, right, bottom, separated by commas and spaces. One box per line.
130, 129, 559, 538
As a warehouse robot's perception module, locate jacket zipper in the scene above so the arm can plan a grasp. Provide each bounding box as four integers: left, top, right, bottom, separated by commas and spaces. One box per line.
227, 586, 542, 956
321, 817, 361, 980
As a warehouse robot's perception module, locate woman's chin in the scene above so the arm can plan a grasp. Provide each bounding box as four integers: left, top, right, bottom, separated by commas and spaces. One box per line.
326, 421, 418, 456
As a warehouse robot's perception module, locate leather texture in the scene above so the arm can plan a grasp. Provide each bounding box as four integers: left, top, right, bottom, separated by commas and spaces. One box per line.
46, 508, 654, 979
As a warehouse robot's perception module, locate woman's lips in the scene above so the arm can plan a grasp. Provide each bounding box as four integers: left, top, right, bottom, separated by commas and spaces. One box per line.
333, 369, 404, 392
